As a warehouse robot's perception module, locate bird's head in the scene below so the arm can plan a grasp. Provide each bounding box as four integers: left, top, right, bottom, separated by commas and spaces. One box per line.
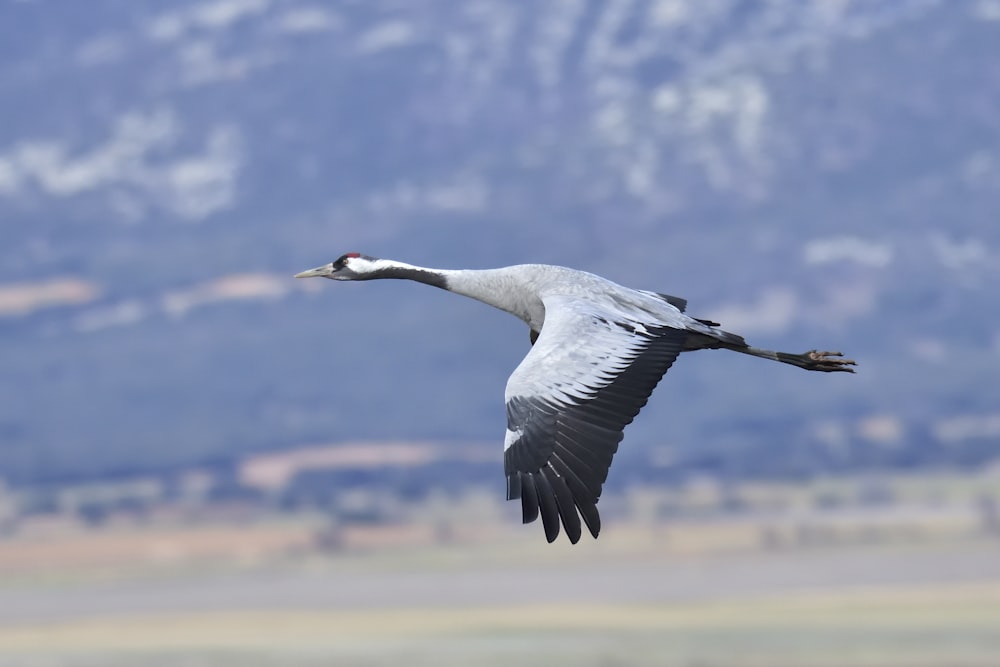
294, 253, 381, 281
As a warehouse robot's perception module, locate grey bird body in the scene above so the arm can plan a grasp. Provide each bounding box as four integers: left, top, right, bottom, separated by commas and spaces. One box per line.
295, 254, 855, 544
444, 264, 697, 331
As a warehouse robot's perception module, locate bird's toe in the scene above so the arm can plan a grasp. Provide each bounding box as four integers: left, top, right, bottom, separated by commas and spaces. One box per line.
805, 350, 856, 372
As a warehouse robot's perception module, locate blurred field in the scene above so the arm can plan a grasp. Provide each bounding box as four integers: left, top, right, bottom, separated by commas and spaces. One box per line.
1, 542, 999, 666
1, 578, 1000, 667
1, 471, 999, 666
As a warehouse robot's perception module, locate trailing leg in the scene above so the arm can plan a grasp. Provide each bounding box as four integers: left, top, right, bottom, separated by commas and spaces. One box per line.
738, 347, 856, 372
682, 331, 856, 373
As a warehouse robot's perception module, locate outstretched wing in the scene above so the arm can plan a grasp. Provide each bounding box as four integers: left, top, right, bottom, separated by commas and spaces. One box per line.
503, 295, 687, 544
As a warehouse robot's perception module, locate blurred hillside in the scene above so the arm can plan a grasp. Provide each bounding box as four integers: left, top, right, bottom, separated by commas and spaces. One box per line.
1, 0, 999, 486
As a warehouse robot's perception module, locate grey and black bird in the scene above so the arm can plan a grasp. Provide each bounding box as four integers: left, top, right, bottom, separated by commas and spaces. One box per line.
296, 253, 855, 543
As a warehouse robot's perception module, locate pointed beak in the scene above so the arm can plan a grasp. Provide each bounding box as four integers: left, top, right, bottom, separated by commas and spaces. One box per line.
294, 265, 332, 279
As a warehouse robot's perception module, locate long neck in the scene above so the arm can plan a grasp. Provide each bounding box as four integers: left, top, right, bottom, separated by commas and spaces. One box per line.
369, 260, 537, 324
367, 261, 450, 290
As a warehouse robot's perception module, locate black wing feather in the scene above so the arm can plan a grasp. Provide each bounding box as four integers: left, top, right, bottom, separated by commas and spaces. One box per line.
654, 292, 687, 312
519, 473, 539, 524
550, 452, 602, 538
506, 471, 522, 500
543, 465, 583, 544
533, 472, 562, 543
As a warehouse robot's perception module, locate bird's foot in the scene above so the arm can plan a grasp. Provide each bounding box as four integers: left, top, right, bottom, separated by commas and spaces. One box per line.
802, 350, 856, 373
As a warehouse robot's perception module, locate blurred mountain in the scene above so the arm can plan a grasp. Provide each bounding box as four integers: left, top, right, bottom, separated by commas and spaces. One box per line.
1, 0, 999, 485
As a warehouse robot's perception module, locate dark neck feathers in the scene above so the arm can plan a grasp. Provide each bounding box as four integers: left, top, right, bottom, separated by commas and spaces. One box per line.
368, 265, 449, 290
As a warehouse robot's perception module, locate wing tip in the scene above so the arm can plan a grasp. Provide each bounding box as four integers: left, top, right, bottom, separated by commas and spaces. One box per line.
534, 473, 562, 543
506, 473, 522, 501
543, 466, 582, 544
581, 504, 601, 539
520, 473, 540, 524
511, 469, 602, 544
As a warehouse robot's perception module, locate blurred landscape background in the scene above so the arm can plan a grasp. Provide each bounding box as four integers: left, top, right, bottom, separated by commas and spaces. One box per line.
1, 1, 999, 665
